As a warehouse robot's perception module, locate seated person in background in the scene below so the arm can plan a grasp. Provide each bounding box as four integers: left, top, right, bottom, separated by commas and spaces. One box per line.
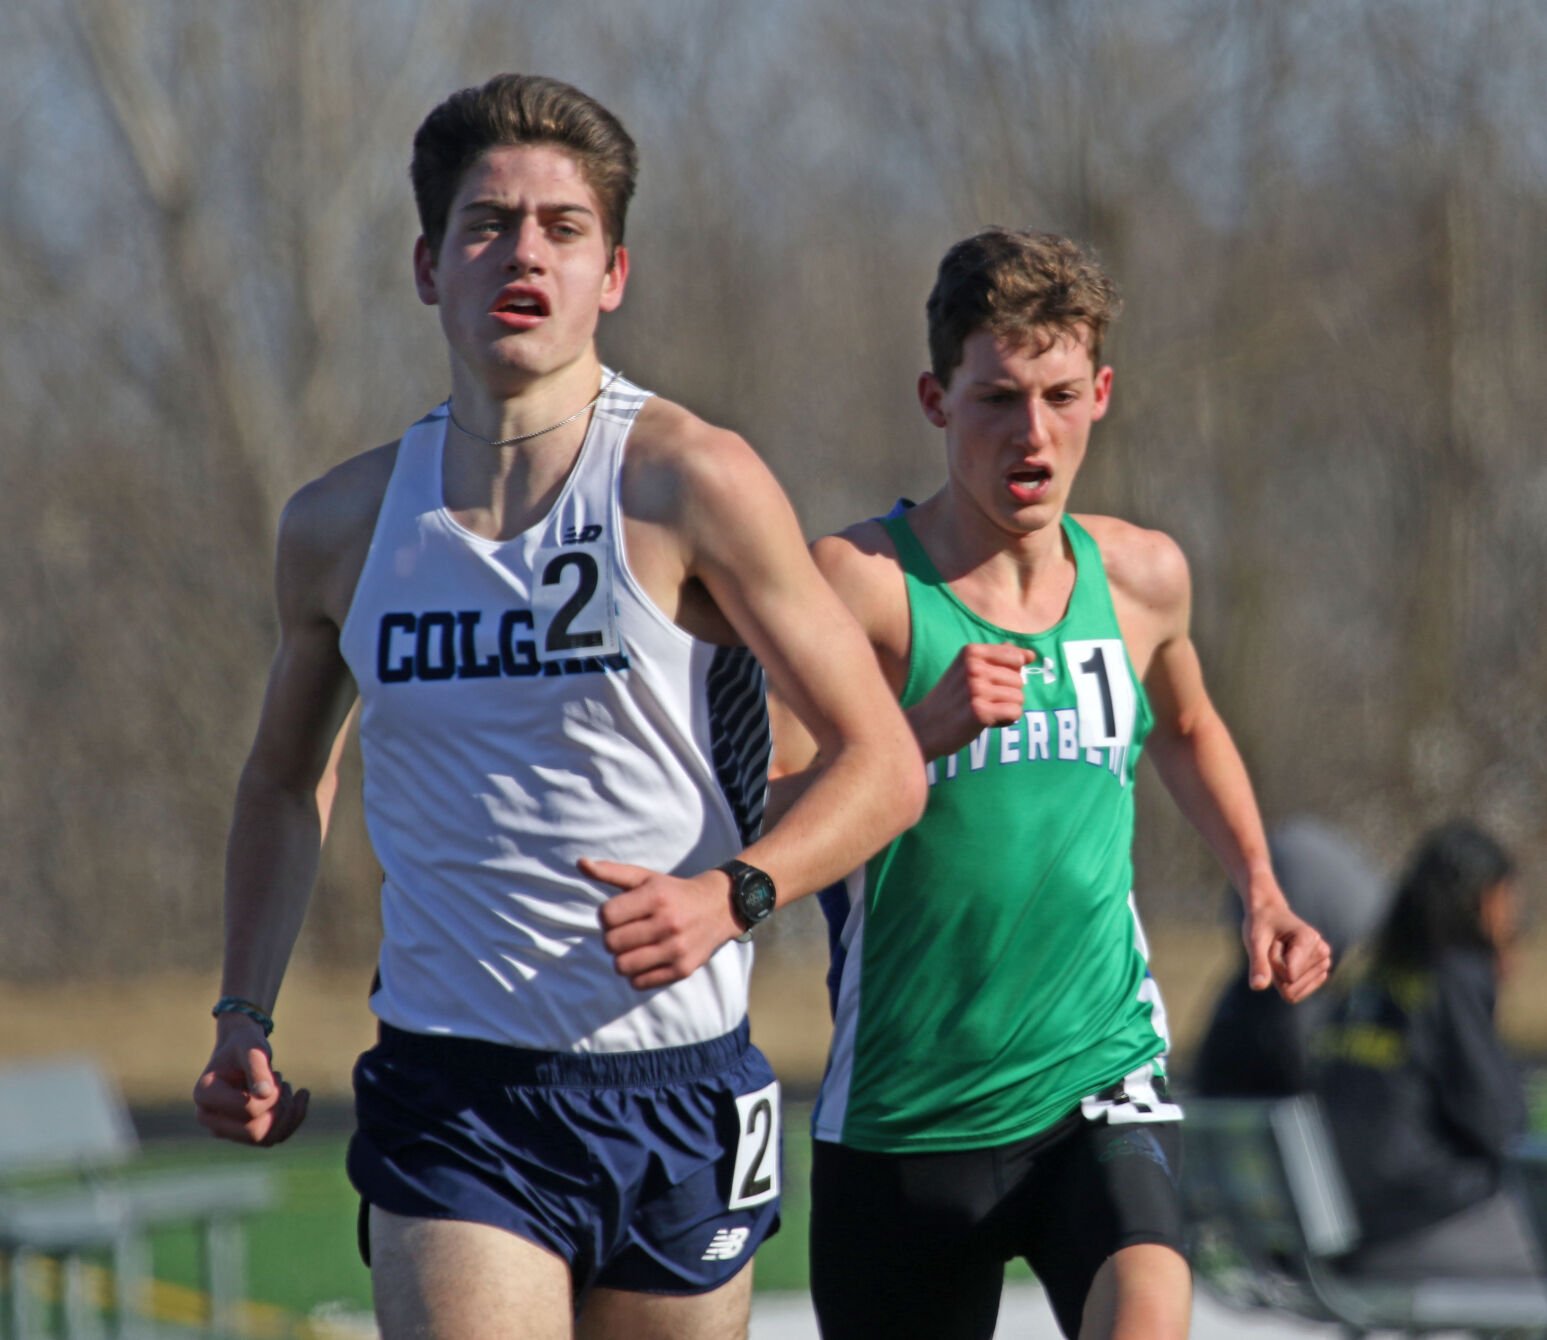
1193, 815, 1387, 1097
1313, 819, 1540, 1279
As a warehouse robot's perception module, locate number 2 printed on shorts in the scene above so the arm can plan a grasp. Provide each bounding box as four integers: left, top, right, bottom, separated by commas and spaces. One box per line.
728, 1081, 781, 1209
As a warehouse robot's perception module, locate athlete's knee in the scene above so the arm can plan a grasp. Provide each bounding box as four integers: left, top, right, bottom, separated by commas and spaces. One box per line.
1079, 1242, 1190, 1340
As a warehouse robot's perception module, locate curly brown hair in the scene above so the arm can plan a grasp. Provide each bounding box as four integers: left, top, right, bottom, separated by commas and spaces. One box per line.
926, 229, 1121, 386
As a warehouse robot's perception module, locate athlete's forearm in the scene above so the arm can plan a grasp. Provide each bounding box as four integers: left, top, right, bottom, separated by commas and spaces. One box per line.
219, 768, 326, 1013
1147, 704, 1276, 908
743, 723, 924, 909
761, 768, 815, 830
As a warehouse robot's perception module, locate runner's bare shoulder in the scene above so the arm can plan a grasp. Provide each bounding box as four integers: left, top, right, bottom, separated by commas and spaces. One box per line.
812, 517, 907, 651
622, 395, 767, 525
1074, 512, 1189, 616
276, 440, 401, 617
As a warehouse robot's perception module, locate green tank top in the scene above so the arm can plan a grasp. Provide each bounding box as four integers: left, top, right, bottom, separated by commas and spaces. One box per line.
812, 512, 1168, 1152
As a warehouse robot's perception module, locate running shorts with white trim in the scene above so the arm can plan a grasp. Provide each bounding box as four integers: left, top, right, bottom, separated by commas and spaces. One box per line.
347, 1020, 782, 1297
809, 1100, 1183, 1339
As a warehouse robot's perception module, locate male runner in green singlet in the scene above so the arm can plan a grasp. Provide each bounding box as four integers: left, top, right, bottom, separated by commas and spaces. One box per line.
772, 228, 1332, 1339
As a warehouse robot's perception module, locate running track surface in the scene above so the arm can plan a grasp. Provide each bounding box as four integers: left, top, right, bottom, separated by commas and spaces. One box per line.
749, 1283, 1464, 1338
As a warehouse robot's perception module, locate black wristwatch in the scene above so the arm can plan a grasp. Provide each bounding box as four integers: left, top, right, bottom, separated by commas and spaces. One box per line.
719, 859, 777, 940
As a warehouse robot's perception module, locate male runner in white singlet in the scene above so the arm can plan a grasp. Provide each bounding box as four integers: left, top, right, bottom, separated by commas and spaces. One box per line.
191, 74, 923, 1340
773, 229, 1331, 1339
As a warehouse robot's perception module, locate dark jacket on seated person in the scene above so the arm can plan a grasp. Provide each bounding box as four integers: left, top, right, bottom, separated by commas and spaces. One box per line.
1311, 820, 1537, 1278
1314, 944, 1525, 1243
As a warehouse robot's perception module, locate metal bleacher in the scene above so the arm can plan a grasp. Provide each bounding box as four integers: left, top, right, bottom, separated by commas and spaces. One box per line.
0, 1056, 275, 1339
1182, 1094, 1547, 1339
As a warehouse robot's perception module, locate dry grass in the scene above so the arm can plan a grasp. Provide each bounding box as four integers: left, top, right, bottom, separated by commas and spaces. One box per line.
5, 926, 1545, 1107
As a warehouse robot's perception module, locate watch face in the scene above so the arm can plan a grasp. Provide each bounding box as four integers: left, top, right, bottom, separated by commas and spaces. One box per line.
733, 867, 776, 924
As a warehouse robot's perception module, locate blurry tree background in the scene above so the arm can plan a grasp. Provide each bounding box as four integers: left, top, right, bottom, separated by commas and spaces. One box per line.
4, 0, 1546, 979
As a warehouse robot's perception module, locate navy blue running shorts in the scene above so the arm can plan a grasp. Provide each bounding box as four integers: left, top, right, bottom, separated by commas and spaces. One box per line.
346, 1020, 781, 1297
809, 1107, 1184, 1339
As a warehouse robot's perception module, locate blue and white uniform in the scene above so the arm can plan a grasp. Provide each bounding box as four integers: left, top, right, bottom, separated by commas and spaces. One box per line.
337, 372, 769, 1052
339, 372, 781, 1292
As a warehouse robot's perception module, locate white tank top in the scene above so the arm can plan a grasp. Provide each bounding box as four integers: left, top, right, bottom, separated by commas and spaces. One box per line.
338, 372, 769, 1052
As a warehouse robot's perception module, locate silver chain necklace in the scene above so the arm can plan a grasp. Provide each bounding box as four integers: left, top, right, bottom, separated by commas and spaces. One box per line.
447, 369, 622, 447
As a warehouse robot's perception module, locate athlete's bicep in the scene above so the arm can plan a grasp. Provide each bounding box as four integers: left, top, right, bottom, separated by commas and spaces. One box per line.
1121, 529, 1207, 746
242, 503, 359, 797
246, 633, 356, 799
761, 529, 902, 824
685, 451, 892, 755
1144, 632, 1214, 749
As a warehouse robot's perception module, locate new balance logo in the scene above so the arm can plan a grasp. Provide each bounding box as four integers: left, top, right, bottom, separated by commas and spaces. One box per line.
701, 1227, 751, 1261
563, 524, 603, 544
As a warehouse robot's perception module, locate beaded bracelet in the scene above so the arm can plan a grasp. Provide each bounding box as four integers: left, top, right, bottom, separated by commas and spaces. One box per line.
212, 996, 274, 1037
